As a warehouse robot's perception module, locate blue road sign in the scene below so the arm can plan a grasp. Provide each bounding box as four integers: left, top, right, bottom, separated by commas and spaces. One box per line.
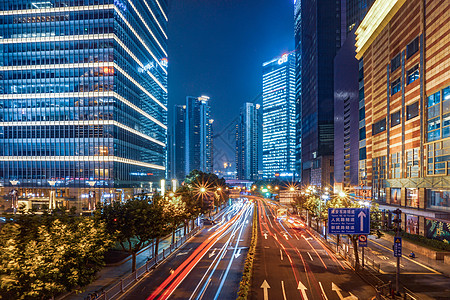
358, 234, 368, 247
328, 208, 370, 234
394, 237, 402, 257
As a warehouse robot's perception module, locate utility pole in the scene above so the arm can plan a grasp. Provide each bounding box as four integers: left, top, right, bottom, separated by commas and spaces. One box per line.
393, 208, 402, 294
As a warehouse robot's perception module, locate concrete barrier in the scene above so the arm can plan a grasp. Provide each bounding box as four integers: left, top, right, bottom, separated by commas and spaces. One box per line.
444, 255, 450, 265
400, 238, 450, 260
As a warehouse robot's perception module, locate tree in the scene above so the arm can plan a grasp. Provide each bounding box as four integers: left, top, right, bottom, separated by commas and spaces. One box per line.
99, 197, 167, 272
0, 213, 112, 299
176, 185, 202, 233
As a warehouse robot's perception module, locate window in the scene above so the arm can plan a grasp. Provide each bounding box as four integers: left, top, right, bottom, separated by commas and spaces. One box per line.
407, 102, 419, 120
406, 148, 419, 177
407, 65, 419, 85
391, 78, 401, 95
406, 37, 419, 59
427, 91, 441, 142
391, 188, 401, 205
391, 110, 401, 127
406, 189, 419, 208
391, 152, 401, 179
359, 127, 366, 140
359, 108, 365, 121
427, 190, 450, 211
391, 54, 401, 73
372, 118, 386, 135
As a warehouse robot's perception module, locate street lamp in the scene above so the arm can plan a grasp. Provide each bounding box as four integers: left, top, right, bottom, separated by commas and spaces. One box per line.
160, 179, 166, 197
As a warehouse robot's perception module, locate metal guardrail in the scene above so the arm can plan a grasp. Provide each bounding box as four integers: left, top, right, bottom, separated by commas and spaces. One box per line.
88, 226, 202, 300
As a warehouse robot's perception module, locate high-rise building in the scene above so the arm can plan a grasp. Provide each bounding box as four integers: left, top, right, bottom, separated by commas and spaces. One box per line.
333, 0, 373, 193
0, 0, 168, 210
262, 53, 296, 180
185, 96, 213, 174
299, 0, 341, 188
294, 0, 302, 181
356, 0, 450, 239
170, 105, 186, 181
236, 102, 260, 181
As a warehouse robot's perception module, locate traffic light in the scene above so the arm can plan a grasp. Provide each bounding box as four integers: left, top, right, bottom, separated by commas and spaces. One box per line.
392, 208, 402, 232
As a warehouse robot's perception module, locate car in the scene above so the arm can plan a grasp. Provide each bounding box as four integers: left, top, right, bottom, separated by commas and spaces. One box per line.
202, 218, 216, 225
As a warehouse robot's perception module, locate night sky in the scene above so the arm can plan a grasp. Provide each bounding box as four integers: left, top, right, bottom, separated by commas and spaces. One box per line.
167, 0, 294, 170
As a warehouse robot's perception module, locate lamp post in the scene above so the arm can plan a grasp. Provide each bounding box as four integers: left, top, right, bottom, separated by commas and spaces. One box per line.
48, 180, 57, 210
10, 180, 19, 214
86, 180, 97, 211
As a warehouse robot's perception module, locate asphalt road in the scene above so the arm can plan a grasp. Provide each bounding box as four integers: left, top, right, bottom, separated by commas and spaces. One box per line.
119, 199, 253, 300
250, 198, 376, 300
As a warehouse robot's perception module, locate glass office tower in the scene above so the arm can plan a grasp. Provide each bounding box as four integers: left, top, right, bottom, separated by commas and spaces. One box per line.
262, 53, 296, 180
0, 0, 168, 211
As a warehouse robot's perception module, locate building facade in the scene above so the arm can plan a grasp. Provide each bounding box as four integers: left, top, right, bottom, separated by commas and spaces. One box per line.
185, 96, 213, 174
294, 0, 302, 181
0, 0, 168, 211
356, 0, 450, 240
300, 0, 341, 188
169, 104, 186, 181
262, 53, 296, 180
236, 102, 260, 181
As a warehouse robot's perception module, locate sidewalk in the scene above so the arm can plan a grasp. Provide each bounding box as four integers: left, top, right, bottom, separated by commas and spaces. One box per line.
63, 228, 185, 300
370, 233, 450, 277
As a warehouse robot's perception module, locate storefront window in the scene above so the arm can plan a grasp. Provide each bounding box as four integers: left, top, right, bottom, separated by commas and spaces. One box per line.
406, 188, 419, 208
391, 188, 401, 205
406, 215, 419, 234
427, 190, 450, 211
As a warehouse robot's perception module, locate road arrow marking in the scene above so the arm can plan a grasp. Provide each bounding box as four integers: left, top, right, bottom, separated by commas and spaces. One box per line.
209, 248, 217, 258
261, 280, 270, 300
332, 282, 359, 300
332, 283, 344, 299
297, 281, 308, 300
263, 233, 268, 239
304, 237, 313, 241
358, 210, 366, 231
283, 233, 289, 240
234, 248, 241, 258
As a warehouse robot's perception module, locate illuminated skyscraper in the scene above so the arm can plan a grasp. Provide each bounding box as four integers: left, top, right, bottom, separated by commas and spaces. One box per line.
236, 102, 260, 181
185, 96, 213, 174
262, 53, 296, 180
169, 104, 186, 181
0, 0, 168, 209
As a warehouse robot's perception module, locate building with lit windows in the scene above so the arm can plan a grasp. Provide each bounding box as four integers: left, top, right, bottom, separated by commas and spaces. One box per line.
0, 0, 168, 211
236, 102, 260, 181
356, 0, 450, 240
185, 96, 213, 174
262, 53, 296, 180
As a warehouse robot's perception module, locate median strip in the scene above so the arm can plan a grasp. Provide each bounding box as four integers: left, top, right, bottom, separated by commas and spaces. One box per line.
237, 204, 257, 300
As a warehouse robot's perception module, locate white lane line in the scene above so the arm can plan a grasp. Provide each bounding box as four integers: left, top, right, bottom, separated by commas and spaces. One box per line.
319, 282, 329, 300
280, 249, 284, 261
281, 280, 288, 300
307, 252, 314, 261
294, 234, 300, 240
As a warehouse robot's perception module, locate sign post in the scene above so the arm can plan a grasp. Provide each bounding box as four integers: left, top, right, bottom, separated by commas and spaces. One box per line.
358, 234, 368, 269
393, 209, 402, 294
328, 208, 370, 235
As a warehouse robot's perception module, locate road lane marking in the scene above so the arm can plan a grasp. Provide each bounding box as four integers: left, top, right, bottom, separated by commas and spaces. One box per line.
307, 252, 313, 261
261, 280, 270, 300
280, 249, 284, 261
294, 234, 300, 240
369, 239, 441, 274
281, 281, 287, 300
318, 282, 329, 300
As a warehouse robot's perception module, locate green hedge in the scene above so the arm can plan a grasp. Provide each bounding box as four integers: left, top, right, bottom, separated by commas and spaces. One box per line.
385, 231, 450, 251
236, 205, 258, 300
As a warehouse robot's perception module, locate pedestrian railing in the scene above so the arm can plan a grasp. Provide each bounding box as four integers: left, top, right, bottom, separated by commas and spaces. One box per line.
91, 226, 202, 300
403, 287, 420, 300
375, 281, 392, 300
